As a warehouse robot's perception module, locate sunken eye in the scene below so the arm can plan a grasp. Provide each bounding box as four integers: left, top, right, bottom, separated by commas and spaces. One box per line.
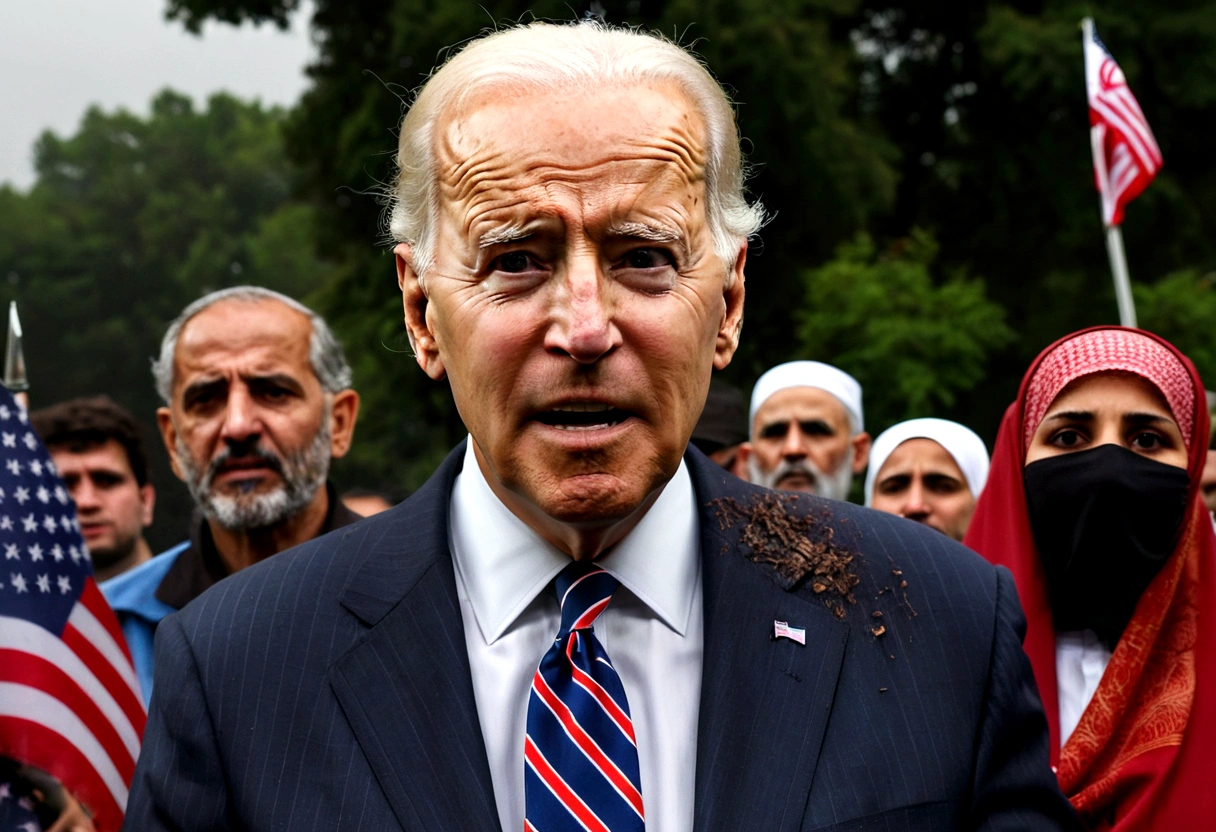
493, 252, 540, 273
624, 248, 675, 269
759, 421, 790, 440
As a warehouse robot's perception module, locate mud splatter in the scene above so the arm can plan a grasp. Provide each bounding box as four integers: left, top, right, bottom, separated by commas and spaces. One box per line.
712, 493, 861, 618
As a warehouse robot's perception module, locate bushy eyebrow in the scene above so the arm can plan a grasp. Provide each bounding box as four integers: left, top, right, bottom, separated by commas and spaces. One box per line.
478, 225, 531, 249
606, 221, 684, 244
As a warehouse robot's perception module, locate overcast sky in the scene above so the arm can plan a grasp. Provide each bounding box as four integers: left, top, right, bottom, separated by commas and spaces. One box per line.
0, 0, 315, 190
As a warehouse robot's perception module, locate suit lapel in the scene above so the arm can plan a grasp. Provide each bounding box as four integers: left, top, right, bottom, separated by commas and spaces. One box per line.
329, 442, 503, 832
688, 450, 849, 832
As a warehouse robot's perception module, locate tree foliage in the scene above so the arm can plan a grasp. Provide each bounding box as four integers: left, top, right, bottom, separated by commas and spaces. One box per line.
797, 230, 1012, 434
6, 0, 1216, 516
1136, 270, 1216, 387
0, 91, 336, 548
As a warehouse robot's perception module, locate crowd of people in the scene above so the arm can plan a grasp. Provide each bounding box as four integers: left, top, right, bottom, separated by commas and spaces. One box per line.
5, 18, 1216, 832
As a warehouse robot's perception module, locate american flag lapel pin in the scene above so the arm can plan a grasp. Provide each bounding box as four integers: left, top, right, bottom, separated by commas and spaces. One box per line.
773, 620, 806, 645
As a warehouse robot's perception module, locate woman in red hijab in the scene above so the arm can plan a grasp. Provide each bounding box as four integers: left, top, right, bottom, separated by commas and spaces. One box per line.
965, 326, 1216, 829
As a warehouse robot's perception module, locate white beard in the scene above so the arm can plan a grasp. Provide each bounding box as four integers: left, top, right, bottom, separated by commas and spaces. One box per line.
748, 446, 856, 502
177, 417, 332, 532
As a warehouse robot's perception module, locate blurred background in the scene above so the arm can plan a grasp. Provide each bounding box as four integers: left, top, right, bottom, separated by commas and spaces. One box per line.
3, 0, 1214, 550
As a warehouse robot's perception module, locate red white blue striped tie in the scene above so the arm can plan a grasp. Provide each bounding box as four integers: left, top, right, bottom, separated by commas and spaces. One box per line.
524, 561, 645, 832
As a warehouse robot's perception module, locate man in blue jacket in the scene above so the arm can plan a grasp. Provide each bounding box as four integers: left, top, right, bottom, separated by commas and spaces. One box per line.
102, 286, 360, 702
124, 22, 1078, 831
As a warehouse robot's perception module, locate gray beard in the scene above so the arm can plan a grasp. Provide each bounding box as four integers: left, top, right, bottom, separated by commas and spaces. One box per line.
177, 419, 332, 533
748, 447, 855, 502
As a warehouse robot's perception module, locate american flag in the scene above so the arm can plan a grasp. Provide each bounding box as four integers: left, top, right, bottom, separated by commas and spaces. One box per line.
1084, 20, 1162, 227
0, 387, 144, 832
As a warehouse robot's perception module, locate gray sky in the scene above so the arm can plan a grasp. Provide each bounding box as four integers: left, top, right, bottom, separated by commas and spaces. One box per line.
0, 0, 315, 190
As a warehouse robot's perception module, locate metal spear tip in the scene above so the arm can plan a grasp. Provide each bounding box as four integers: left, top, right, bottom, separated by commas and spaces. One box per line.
4, 300, 29, 393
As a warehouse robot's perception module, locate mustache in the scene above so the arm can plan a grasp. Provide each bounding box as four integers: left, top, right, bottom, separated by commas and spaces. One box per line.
769, 459, 822, 485
203, 443, 285, 487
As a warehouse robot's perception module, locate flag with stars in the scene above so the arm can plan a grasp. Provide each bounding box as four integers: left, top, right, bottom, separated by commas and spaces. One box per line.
0, 387, 144, 832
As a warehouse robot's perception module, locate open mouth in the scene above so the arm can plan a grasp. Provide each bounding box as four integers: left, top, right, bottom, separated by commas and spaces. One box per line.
533, 402, 634, 431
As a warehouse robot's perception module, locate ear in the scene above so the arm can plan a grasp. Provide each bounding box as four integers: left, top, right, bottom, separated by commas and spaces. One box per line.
396, 243, 446, 380
735, 441, 754, 479
713, 242, 747, 371
156, 407, 186, 482
328, 388, 360, 459
139, 483, 156, 528
851, 431, 872, 474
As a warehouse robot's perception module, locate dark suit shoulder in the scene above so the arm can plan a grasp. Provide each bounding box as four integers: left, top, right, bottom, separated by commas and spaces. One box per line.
689, 449, 1000, 607
169, 442, 466, 656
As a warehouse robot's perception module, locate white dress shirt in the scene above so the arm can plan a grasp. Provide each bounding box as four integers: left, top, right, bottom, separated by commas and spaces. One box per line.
1055, 630, 1113, 746
449, 439, 703, 832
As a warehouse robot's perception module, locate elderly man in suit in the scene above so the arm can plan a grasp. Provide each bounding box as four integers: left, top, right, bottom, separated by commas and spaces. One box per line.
125, 22, 1078, 832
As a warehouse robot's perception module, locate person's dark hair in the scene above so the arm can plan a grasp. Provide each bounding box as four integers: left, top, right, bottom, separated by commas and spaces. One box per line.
691, 379, 749, 455
31, 396, 151, 487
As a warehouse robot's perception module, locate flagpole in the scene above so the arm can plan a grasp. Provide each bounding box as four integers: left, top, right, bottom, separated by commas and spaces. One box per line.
1105, 225, 1137, 327
1083, 16, 1139, 328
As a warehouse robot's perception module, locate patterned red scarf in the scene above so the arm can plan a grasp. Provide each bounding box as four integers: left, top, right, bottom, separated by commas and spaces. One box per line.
964, 326, 1216, 829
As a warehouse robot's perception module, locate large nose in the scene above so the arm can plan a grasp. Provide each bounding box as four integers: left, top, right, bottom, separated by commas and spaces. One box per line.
781, 422, 809, 460
219, 384, 262, 446
544, 256, 621, 364
902, 477, 930, 520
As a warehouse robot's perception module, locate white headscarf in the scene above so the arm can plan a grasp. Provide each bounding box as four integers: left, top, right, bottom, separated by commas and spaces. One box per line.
864, 418, 990, 507
749, 361, 864, 436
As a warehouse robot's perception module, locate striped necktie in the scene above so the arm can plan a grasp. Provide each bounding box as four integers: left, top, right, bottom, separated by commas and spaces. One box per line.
524, 561, 645, 832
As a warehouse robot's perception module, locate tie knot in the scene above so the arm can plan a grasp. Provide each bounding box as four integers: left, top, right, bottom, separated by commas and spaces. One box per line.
555, 561, 619, 637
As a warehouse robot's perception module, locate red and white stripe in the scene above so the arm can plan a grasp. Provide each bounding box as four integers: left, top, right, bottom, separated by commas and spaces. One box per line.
566, 633, 636, 745
1084, 22, 1161, 226
524, 735, 611, 832
0, 579, 144, 832
531, 670, 645, 818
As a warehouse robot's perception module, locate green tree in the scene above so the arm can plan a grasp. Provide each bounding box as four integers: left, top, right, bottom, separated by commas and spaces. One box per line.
1136, 270, 1216, 389
0, 90, 336, 548
141, 0, 1216, 460
797, 230, 1012, 435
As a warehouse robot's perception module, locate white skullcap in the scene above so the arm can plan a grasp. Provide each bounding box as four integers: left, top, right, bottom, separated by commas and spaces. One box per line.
864, 418, 990, 507
749, 361, 864, 436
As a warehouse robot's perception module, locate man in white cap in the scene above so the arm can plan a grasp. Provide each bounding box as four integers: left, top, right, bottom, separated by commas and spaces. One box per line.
865, 417, 990, 541
739, 360, 870, 499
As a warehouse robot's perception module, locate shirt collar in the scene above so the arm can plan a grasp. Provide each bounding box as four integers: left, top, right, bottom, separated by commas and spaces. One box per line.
449, 439, 700, 645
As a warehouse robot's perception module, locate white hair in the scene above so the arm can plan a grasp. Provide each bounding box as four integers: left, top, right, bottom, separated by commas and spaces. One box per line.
152, 285, 352, 404
388, 21, 764, 278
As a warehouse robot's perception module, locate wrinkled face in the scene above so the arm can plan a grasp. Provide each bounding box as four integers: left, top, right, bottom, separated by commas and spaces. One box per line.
402, 83, 745, 527
870, 438, 975, 541
52, 440, 153, 566
158, 299, 336, 530
749, 387, 857, 496
1025, 372, 1187, 469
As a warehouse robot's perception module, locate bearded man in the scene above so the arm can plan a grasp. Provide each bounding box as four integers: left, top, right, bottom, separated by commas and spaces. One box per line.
102, 286, 360, 702
125, 23, 1077, 832
740, 361, 872, 499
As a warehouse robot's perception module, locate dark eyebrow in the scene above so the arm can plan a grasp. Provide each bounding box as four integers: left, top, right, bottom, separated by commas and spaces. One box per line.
1042, 411, 1094, 424
182, 377, 227, 404
1123, 412, 1174, 427
245, 373, 306, 394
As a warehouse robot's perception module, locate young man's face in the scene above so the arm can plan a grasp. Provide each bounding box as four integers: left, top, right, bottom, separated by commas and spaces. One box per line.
52, 439, 154, 570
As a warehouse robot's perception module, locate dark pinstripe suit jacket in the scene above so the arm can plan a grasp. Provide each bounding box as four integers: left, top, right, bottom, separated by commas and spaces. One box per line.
124, 444, 1079, 831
